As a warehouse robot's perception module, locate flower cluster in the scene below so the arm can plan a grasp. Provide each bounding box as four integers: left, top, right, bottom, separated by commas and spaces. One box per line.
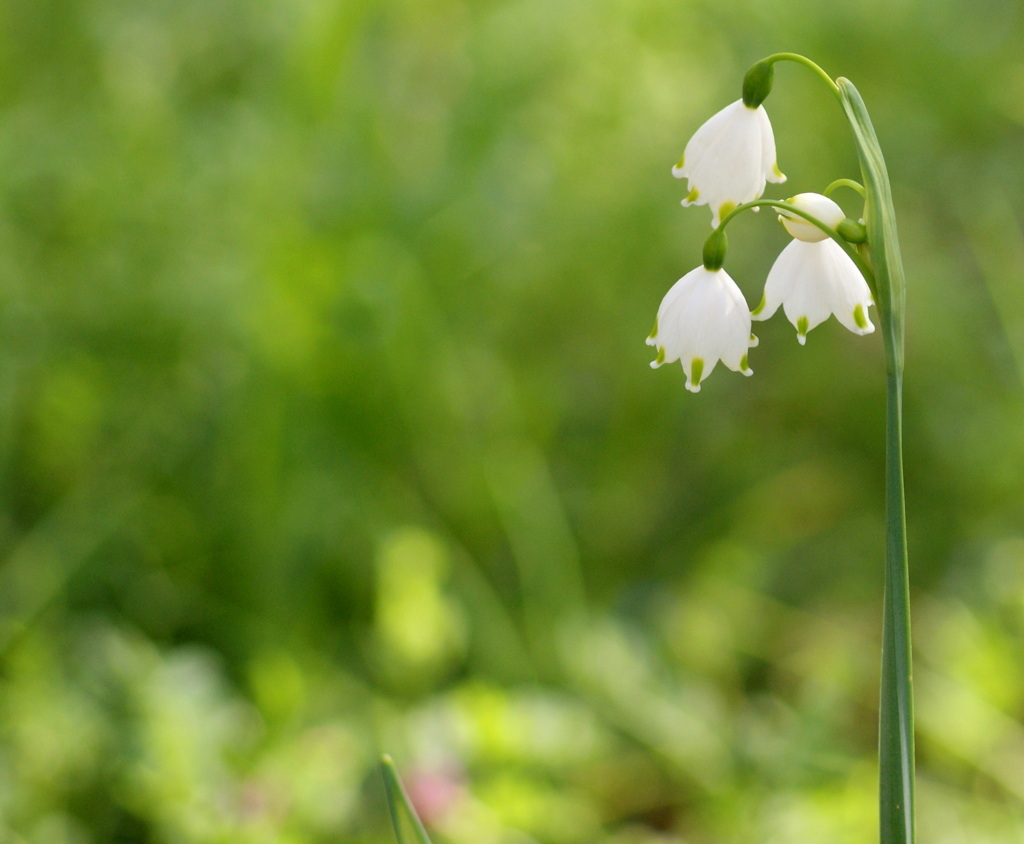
649, 79, 876, 392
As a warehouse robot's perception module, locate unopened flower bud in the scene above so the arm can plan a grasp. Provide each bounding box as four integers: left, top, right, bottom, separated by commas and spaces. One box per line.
778, 193, 845, 242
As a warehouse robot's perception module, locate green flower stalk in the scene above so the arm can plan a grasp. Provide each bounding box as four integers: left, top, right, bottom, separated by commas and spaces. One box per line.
838, 74, 914, 844
652, 55, 914, 844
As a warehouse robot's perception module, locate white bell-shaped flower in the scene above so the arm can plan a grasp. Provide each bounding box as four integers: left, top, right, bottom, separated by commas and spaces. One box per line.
673, 100, 786, 228
647, 266, 755, 392
753, 237, 875, 345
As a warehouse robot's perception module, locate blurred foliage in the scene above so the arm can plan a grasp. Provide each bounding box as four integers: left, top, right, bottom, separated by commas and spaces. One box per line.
1, 0, 1024, 840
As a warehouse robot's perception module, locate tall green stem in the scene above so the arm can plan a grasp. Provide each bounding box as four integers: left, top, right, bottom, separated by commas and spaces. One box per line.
836, 76, 915, 844
881, 365, 914, 844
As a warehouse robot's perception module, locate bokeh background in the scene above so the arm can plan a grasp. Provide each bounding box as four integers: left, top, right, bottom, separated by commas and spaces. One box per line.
2, 0, 1024, 840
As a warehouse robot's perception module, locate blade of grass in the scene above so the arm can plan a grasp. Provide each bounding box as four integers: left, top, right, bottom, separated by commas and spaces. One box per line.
381, 755, 434, 844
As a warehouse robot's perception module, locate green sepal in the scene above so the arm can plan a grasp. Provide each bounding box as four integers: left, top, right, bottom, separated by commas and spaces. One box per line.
702, 228, 728, 270
838, 218, 868, 244
742, 60, 775, 108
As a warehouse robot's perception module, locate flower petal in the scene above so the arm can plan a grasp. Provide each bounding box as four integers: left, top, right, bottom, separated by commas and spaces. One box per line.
674, 101, 744, 179
818, 239, 876, 335
756, 105, 786, 185
753, 238, 801, 323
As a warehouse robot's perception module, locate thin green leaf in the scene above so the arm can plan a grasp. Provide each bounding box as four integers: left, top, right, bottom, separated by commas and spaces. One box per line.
839, 77, 916, 844
838, 77, 907, 376
381, 755, 435, 844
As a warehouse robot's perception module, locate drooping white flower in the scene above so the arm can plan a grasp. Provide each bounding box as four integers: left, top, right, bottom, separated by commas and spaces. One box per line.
647, 266, 755, 392
753, 237, 875, 345
673, 100, 786, 228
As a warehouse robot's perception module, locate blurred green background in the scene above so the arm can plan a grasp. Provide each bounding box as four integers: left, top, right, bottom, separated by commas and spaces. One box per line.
2, 0, 1024, 840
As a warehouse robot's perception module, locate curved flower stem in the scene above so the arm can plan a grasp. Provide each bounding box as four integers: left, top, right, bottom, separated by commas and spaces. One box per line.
714, 199, 877, 297
758, 52, 841, 99
825, 178, 866, 199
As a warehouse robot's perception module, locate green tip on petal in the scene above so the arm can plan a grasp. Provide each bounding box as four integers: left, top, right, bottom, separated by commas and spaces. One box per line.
718, 200, 736, 222
647, 318, 658, 341
773, 163, 785, 180
675, 152, 685, 170
750, 291, 767, 317
689, 357, 704, 386
739, 354, 752, 374
656, 346, 666, 365
796, 315, 809, 344
684, 187, 700, 204
853, 304, 869, 330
